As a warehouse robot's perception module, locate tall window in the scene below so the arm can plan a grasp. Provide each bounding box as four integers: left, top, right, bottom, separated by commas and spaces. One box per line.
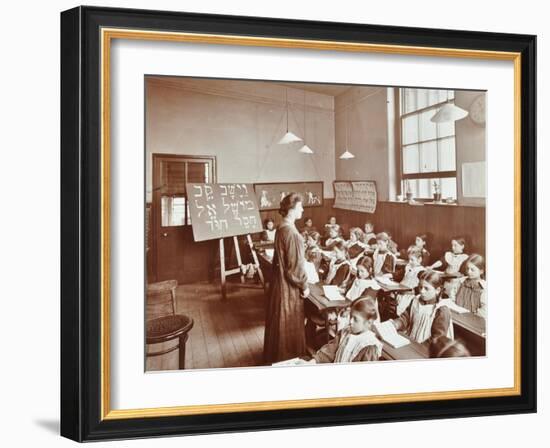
399, 88, 457, 200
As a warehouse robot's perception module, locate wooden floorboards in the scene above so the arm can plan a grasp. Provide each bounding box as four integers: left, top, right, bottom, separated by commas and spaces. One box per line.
146, 281, 266, 371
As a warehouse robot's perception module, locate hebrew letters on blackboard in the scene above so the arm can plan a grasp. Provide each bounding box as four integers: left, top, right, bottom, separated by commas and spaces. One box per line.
187, 183, 263, 242
333, 180, 377, 213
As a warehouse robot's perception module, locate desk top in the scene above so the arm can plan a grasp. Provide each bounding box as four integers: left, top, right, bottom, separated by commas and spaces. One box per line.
307, 283, 350, 311
375, 278, 413, 292
381, 335, 430, 360
452, 311, 486, 338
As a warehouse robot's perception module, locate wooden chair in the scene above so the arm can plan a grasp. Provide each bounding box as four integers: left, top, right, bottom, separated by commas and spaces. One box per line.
146, 314, 194, 369
146, 280, 178, 319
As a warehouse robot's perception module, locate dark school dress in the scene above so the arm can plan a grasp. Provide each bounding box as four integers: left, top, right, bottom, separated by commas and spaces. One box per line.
264, 222, 308, 364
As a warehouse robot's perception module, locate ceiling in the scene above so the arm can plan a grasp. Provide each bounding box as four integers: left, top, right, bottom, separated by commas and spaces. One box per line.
278, 82, 353, 97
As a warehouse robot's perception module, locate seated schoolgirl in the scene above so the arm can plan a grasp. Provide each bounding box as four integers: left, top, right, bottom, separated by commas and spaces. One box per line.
395, 247, 426, 315
429, 237, 468, 275
363, 221, 377, 247
324, 216, 341, 238
429, 336, 470, 358
413, 233, 431, 266
343, 256, 380, 302
372, 232, 397, 278
304, 230, 321, 249
389, 271, 453, 344
307, 298, 383, 364
323, 226, 344, 250
323, 241, 351, 289
455, 254, 486, 317
346, 227, 368, 262
429, 236, 469, 299
304, 247, 321, 284
261, 218, 277, 242
301, 217, 318, 237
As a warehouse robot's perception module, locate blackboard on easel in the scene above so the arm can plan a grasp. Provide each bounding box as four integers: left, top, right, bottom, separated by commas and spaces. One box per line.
187, 183, 263, 242
187, 183, 265, 299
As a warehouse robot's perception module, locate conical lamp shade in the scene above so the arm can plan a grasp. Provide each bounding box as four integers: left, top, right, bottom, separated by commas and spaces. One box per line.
278, 131, 302, 144
339, 149, 355, 160
298, 144, 314, 154
430, 103, 468, 123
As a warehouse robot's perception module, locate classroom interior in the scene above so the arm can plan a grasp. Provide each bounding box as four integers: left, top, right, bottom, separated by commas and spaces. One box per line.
144, 76, 486, 371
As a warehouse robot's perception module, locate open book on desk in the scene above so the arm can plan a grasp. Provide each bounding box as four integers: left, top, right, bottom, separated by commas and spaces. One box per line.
375, 276, 400, 287
322, 285, 345, 301
373, 321, 411, 348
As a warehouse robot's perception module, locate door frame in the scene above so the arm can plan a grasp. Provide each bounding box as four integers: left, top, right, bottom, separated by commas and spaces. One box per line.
150, 153, 217, 282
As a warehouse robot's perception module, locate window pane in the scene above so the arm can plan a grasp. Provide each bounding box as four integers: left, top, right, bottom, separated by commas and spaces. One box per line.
416, 90, 428, 110
402, 145, 419, 174
402, 88, 417, 114
402, 115, 419, 144
438, 137, 456, 171
440, 177, 457, 200
404, 179, 418, 198
161, 161, 187, 195
419, 110, 437, 141
420, 141, 438, 173
428, 89, 440, 106
161, 196, 186, 227
417, 179, 431, 198
187, 162, 208, 183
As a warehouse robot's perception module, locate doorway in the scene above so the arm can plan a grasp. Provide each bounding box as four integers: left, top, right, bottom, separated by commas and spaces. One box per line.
151, 154, 216, 284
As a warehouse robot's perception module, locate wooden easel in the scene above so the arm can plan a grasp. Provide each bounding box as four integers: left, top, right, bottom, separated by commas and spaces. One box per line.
219, 234, 265, 300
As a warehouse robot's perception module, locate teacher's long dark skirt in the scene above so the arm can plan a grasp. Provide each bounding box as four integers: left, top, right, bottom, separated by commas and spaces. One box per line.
263, 272, 306, 364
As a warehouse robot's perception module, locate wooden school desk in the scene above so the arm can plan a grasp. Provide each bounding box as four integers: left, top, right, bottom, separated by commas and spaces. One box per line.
451, 310, 486, 356
380, 335, 430, 361
306, 283, 351, 345
375, 278, 412, 321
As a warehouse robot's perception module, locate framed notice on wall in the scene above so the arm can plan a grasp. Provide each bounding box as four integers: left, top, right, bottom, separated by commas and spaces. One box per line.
254, 181, 324, 211
333, 180, 377, 213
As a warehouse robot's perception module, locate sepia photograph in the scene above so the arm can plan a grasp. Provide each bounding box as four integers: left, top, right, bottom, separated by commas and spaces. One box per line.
144, 76, 487, 371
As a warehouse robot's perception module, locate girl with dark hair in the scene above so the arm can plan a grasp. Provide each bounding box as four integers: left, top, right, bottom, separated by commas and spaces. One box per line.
429, 236, 469, 275
305, 298, 383, 364
261, 218, 277, 242
301, 217, 317, 237
323, 241, 351, 289
389, 271, 453, 344
264, 193, 309, 363
346, 227, 367, 261
372, 232, 397, 277
413, 233, 431, 266
343, 256, 380, 302
455, 254, 486, 316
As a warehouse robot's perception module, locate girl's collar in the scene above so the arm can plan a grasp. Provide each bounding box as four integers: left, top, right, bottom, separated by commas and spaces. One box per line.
418, 296, 437, 305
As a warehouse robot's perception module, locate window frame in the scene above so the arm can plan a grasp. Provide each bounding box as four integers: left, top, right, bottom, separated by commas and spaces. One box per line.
396, 88, 458, 202
153, 153, 217, 227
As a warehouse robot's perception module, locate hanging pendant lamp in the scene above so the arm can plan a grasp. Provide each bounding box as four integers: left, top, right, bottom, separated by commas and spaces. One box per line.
430, 90, 468, 123
298, 91, 314, 154
278, 88, 302, 144
339, 104, 355, 159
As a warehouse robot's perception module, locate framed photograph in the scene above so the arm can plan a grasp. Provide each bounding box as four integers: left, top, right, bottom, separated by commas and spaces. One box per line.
61, 6, 536, 442
254, 182, 324, 211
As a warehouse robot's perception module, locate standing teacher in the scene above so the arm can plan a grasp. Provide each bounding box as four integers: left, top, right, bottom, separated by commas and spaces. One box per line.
264, 193, 310, 364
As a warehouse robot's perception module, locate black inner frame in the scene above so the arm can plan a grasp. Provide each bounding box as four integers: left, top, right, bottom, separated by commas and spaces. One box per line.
60, 6, 537, 442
